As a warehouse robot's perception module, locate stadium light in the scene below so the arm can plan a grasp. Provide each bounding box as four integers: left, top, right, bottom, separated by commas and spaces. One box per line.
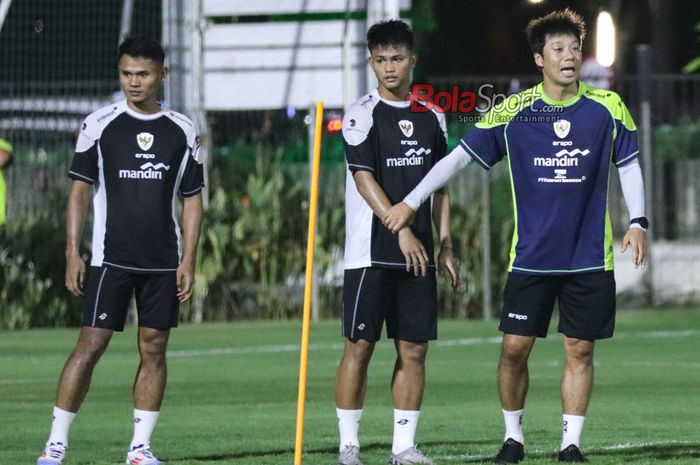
596, 10, 616, 67
527, 0, 545, 4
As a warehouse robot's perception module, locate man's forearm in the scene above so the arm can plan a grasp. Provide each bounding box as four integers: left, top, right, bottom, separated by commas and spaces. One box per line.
353, 171, 393, 220
181, 194, 203, 262
432, 187, 453, 247
618, 159, 646, 222
65, 181, 92, 256
404, 145, 472, 210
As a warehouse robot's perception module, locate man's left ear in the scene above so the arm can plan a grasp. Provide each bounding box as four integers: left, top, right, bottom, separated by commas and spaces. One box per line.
411, 53, 417, 69
161, 66, 168, 82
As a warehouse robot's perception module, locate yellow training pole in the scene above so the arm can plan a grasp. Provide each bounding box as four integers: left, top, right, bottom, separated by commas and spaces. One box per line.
294, 100, 324, 465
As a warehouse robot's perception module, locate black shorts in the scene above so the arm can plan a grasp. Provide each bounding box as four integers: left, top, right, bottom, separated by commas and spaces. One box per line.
499, 271, 616, 340
342, 267, 437, 342
82, 266, 179, 331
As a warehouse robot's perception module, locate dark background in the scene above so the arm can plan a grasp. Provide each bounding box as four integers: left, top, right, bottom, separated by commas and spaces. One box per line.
0, 0, 698, 86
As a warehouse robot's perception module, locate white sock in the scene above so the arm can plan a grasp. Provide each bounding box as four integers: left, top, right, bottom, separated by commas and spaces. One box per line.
561, 414, 585, 450
392, 409, 420, 454
502, 409, 524, 444
337, 408, 363, 452
130, 409, 160, 450
47, 406, 76, 446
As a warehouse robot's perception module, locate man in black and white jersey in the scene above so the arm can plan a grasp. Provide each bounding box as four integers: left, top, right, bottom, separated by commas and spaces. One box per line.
37, 37, 203, 465
335, 20, 459, 465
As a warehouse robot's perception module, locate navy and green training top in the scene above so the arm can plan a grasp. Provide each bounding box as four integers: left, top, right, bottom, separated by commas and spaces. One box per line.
462, 81, 638, 275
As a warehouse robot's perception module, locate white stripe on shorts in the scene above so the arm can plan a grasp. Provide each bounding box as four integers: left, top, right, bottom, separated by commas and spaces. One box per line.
91, 267, 108, 326
349, 269, 367, 339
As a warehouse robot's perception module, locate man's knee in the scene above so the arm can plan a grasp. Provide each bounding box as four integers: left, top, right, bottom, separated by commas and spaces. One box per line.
342, 339, 375, 367
564, 338, 594, 365
500, 335, 535, 366
138, 328, 169, 364
396, 340, 428, 366
70, 327, 113, 367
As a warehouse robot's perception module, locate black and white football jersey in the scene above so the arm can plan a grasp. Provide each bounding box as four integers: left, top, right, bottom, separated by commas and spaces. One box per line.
343, 89, 447, 270
69, 99, 204, 272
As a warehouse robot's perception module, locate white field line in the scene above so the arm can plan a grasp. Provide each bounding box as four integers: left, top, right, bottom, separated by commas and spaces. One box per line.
167, 329, 700, 358
436, 440, 695, 462
601, 440, 691, 450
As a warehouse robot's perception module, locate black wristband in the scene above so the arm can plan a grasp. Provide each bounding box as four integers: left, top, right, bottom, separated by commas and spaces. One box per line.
630, 216, 649, 230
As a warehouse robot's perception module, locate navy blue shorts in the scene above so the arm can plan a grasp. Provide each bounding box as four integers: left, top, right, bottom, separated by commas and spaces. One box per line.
342, 267, 437, 342
82, 266, 179, 331
499, 271, 616, 340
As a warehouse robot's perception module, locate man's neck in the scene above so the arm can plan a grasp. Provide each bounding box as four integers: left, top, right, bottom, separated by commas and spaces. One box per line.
127, 99, 161, 115
377, 84, 410, 102
541, 79, 579, 102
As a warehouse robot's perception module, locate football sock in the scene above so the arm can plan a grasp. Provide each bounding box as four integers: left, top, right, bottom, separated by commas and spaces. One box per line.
130, 409, 160, 450
502, 408, 524, 444
337, 408, 363, 452
47, 406, 76, 446
392, 409, 420, 454
561, 414, 585, 450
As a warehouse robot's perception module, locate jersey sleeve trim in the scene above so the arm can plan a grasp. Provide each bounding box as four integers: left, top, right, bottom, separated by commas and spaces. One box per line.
460, 140, 491, 170
181, 186, 203, 197
615, 150, 639, 167
68, 171, 95, 184
348, 163, 376, 173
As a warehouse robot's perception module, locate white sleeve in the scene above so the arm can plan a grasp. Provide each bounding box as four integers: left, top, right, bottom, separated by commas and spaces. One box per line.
75, 115, 100, 153
618, 159, 646, 226
403, 144, 472, 210
342, 104, 372, 146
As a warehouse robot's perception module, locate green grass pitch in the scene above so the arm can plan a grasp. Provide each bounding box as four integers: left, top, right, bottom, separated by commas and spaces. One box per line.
2, 308, 699, 464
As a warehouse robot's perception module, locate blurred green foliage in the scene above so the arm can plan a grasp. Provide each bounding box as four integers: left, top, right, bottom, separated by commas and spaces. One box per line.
653, 118, 700, 160
0, 191, 82, 329
2, 133, 517, 327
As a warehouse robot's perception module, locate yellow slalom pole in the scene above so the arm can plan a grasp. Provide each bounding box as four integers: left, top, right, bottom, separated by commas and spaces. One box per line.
294, 100, 324, 465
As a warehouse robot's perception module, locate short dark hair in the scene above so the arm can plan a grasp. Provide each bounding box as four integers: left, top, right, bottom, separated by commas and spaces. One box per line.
367, 20, 414, 53
525, 8, 586, 56
118, 36, 165, 65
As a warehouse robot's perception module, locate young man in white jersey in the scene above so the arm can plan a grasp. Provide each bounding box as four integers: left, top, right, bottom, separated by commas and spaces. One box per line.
335, 20, 459, 465
37, 37, 204, 465
383, 9, 647, 464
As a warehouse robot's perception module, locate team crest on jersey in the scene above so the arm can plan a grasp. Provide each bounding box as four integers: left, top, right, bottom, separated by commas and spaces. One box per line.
137, 132, 154, 151
398, 120, 413, 138
553, 119, 571, 139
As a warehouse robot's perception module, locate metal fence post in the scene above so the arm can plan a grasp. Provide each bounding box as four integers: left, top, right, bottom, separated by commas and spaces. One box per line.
636, 44, 654, 305
481, 169, 493, 320
307, 104, 320, 323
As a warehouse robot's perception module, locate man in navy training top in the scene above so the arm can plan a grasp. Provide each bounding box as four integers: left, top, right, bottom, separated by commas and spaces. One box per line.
383, 9, 648, 464
336, 20, 460, 465
37, 37, 204, 465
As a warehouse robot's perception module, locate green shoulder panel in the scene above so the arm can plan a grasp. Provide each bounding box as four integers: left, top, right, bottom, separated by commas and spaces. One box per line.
582, 82, 637, 132
0, 138, 13, 154
475, 85, 540, 129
